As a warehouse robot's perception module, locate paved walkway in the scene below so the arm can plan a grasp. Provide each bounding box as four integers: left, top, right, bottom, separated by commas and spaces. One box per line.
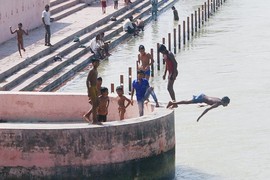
0, 1, 128, 73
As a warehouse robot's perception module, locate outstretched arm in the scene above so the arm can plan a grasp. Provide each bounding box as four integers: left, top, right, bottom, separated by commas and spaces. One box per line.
10, 26, 16, 34
197, 103, 220, 122
23, 29, 29, 35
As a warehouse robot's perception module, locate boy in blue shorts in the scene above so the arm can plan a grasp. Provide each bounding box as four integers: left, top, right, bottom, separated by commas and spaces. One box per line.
167, 94, 230, 122
137, 45, 154, 80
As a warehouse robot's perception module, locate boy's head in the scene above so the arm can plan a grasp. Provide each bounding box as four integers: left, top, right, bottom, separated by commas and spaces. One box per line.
221, 96, 230, 106
45, 4, 50, 11
97, 77, 102, 87
158, 44, 167, 54
91, 58, 100, 67
138, 45, 145, 53
116, 86, 123, 95
137, 70, 145, 79
129, 16, 133, 21
171, 6, 175, 10
18, 23, 22, 28
100, 87, 108, 96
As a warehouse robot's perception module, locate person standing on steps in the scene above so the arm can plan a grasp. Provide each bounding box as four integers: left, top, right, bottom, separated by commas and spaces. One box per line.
158, 44, 178, 103
42, 4, 53, 46
151, 0, 158, 21
171, 6, 179, 21
101, 0, 107, 14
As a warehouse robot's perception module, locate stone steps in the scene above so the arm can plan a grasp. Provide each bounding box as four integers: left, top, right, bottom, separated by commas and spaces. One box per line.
50, 0, 80, 15
51, 3, 88, 21
34, 0, 177, 92
0, 0, 148, 91
0, 0, 144, 86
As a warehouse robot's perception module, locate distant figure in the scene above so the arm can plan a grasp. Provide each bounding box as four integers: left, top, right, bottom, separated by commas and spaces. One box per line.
114, 0, 118, 9
10, 23, 28, 58
97, 87, 110, 122
137, 45, 154, 80
42, 4, 53, 46
131, 70, 159, 116
136, 18, 145, 31
167, 94, 230, 122
171, 6, 179, 21
99, 32, 111, 57
158, 44, 178, 102
83, 58, 102, 125
116, 86, 131, 120
151, 0, 158, 21
101, 0, 107, 14
89, 34, 105, 59
123, 16, 138, 36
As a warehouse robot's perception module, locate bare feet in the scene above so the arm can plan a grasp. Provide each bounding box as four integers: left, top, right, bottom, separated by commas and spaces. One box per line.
166, 101, 173, 108
83, 115, 91, 123
156, 102, 160, 107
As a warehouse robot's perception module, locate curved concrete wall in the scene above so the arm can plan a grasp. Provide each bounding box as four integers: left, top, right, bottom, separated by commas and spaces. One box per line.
0, 92, 175, 178
0, 91, 154, 122
0, 0, 50, 44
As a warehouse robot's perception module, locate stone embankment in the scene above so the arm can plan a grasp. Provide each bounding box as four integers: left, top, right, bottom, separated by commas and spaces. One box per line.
0, 0, 178, 92
0, 91, 175, 179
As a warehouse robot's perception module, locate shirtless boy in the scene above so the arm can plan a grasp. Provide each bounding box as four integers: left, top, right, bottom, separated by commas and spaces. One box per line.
158, 44, 178, 102
116, 86, 131, 120
137, 45, 154, 80
167, 94, 230, 122
97, 87, 110, 122
83, 58, 102, 125
10, 23, 28, 58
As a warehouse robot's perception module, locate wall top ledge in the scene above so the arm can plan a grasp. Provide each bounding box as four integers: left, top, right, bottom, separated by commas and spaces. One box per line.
0, 108, 173, 130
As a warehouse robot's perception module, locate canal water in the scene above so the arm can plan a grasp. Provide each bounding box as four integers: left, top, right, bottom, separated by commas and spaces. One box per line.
58, 0, 270, 179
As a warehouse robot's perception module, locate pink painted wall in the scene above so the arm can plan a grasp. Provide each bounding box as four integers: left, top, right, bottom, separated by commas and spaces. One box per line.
0, 0, 50, 44
0, 92, 175, 178
0, 91, 154, 122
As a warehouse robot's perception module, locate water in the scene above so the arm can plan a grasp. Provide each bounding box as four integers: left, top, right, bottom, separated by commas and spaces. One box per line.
58, 0, 270, 179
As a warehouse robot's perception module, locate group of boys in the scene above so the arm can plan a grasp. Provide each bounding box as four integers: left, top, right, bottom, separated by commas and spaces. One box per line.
83, 59, 132, 124
84, 43, 230, 124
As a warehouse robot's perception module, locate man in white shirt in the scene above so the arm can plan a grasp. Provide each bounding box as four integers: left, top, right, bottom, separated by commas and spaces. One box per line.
123, 16, 138, 36
89, 34, 104, 59
42, 4, 52, 46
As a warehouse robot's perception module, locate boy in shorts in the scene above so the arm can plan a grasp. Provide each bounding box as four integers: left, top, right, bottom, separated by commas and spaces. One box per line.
167, 94, 230, 122
97, 87, 110, 122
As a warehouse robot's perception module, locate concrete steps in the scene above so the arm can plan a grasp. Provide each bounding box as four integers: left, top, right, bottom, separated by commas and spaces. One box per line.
0, 0, 178, 92
0, 0, 144, 85
50, 0, 89, 22
51, 3, 88, 21
0, 0, 149, 91
33, 0, 177, 92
